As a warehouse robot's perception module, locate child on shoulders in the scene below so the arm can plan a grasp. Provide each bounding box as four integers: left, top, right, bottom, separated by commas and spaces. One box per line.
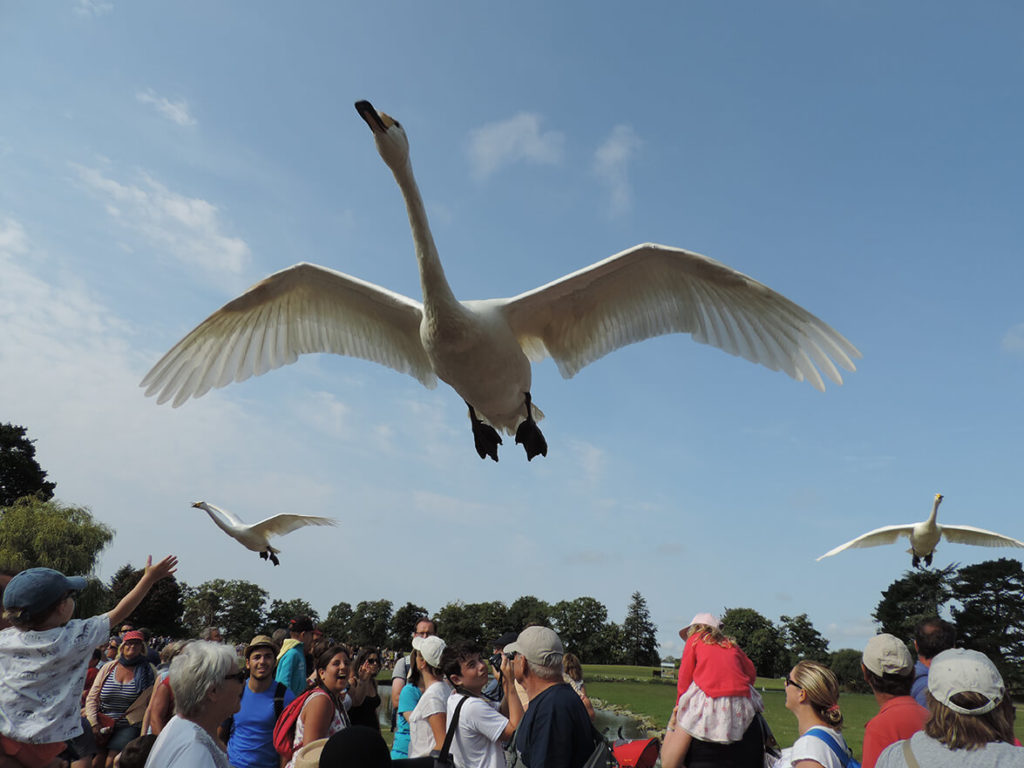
0, 555, 177, 768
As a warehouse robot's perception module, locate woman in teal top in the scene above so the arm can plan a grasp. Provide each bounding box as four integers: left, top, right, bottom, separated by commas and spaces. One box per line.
391, 649, 423, 759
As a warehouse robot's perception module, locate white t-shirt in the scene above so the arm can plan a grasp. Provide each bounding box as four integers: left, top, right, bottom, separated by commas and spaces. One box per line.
0, 615, 109, 743
144, 715, 232, 768
777, 726, 851, 768
408, 680, 453, 758
447, 693, 509, 768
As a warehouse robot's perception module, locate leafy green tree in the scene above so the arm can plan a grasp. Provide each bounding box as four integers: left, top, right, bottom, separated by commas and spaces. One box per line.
828, 648, 870, 693
320, 601, 353, 643
721, 607, 786, 677
436, 601, 491, 647
780, 613, 830, 667
0, 497, 113, 576
182, 579, 268, 642
622, 591, 659, 666
0, 423, 56, 506
264, 599, 319, 634
350, 599, 393, 648
950, 558, 1024, 693
507, 596, 552, 630
390, 602, 431, 647
553, 597, 609, 661
588, 621, 626, 664
873, 565, 955, 641
108, 563, 184, 637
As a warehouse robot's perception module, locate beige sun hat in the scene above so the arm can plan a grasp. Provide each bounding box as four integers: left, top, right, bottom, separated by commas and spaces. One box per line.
293, 737, 328, 768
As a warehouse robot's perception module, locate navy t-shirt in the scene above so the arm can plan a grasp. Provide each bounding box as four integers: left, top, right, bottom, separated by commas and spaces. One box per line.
515, 683, 595, 768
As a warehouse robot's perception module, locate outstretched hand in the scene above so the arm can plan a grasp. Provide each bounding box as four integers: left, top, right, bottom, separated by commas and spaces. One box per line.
144, 554, 178, 582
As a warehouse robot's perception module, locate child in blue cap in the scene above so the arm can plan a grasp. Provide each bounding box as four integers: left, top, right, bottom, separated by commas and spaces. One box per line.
0, 554, 177, 768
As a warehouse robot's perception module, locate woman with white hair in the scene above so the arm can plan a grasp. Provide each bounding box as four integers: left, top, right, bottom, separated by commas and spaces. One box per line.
144, 640, 244, 768
876, 648, 1022, 767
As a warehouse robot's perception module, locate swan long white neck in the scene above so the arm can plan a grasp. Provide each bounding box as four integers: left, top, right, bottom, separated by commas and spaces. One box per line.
927, 495, 942, 527
391, 161, 459, 312
200, 504, 237, 538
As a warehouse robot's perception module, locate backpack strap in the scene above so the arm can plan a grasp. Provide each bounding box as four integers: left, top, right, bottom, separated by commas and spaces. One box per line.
273, 682, 287, 721
901, 739, 921, 768
438, 695, 472, 762
805, 728, 856, 768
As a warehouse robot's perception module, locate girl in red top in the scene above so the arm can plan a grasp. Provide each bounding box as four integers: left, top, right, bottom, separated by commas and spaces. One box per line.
661, 613, 763, 768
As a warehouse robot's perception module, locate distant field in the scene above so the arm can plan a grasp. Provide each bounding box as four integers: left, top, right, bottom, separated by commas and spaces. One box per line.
583, 664, 1024, 757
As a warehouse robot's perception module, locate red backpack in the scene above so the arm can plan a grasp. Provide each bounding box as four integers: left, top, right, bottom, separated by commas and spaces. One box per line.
272, 687, 321, 760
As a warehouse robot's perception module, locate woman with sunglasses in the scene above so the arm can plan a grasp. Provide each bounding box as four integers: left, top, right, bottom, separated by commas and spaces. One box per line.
347, 646, 384, 730
144, 641, 243, 768
778, 660, 855, 768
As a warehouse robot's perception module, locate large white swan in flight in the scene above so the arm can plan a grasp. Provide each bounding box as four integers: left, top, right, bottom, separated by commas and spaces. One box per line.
191, 501, 337, 566
142, 100, 861, 461
817, 493, 1024, 567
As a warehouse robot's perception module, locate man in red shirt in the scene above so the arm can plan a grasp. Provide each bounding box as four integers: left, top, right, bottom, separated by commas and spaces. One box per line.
860, 633, 929, 768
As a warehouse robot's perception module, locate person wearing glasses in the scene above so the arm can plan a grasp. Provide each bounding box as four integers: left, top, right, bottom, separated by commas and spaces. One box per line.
661, 613, 762, 768
144, 641, 243, 768
347, 647, 384, 730
390, 617, 437, 729
777, 660, 855, 768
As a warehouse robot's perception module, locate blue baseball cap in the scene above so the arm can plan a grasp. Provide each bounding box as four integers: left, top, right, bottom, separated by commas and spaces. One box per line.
2, 567, 87, 616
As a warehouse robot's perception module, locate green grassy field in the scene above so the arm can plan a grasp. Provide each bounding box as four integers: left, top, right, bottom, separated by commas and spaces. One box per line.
583, 665, 1024, 759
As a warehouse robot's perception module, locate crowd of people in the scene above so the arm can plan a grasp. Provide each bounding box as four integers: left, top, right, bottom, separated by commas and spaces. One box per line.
1, 560, 1022, 768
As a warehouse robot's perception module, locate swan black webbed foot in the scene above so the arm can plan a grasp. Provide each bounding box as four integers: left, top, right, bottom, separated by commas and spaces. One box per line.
515, 392, 547, 461
269, 552, 280, 566
468, 403, 501, 462
912, 554, 921, 568
923, 553, 933, 567
259, 551, 268, 561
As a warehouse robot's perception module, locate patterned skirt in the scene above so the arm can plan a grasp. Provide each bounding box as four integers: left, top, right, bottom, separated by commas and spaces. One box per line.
675, 682, 763, 743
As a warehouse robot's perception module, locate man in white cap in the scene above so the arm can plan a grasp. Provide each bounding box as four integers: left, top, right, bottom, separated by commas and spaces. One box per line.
507, 627, 594, 768
860, 634, 929, 768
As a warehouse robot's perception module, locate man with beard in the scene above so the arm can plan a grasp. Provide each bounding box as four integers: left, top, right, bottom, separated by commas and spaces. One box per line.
225, 635, 296, 768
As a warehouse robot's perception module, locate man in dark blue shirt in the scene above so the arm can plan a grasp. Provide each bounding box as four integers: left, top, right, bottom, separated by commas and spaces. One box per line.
507, 627, 595, 768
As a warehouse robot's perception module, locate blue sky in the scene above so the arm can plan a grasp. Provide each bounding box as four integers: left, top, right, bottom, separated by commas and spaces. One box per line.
2, 1, 1023, 659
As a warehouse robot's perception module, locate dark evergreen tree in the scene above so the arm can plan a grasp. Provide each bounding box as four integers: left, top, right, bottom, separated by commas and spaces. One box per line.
0, 423, 56, 506
108, 563, 184, 637
873, 565, 955, 641
622, 591, 659, 666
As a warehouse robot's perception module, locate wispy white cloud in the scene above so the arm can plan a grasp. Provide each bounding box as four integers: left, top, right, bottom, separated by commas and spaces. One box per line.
1000, 322, 1024, 355
467, 113, 564, 181
592, 125, 641, 217
71, 163, 250, 279
136, 89, 197, 127
74, 0, 113, 17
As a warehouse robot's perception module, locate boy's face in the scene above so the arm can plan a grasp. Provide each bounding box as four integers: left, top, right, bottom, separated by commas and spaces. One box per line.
247, 648, 276, 681
452, 654, 489, 694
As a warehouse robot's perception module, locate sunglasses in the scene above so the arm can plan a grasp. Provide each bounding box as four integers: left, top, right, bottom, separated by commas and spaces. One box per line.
785, 676, 802, 689
224, 672, 246, 683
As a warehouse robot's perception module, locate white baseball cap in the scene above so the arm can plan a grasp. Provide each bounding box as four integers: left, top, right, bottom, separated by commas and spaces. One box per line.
927, 648, 1004, 715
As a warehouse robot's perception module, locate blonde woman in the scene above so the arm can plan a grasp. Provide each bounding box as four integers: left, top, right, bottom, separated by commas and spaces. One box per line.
778, 660, 854, 768
562, 652, 596, 720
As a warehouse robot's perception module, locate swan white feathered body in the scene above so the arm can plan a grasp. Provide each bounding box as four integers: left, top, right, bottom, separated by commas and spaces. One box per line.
817, 493, 1024, 567
191, 501, 337, 566
142, 100, 861, 461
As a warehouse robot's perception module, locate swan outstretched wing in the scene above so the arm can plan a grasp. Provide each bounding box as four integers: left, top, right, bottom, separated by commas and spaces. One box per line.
142, 263, 435, 407
502, 243, 860, 390
940, 525, 1024, 549
250, 514, 338, 539
816, 524, 914, 560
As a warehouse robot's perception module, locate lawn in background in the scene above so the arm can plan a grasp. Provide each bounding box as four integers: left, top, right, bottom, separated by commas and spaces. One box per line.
583, 665, 1024, 757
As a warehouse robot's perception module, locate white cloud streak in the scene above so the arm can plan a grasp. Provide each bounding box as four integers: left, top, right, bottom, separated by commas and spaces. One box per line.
71, 163, 250, 279
74, 0, 113, 17
467, 113, 564, 181
1000, 322, 1024, 355
137, 89, 197, 127
592, 124, 641, 217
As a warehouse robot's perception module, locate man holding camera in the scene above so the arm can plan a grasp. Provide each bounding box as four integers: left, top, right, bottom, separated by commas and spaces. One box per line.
507, 627, 594, 768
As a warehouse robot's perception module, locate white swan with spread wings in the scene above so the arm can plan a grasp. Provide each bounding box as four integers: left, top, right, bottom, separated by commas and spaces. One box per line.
142, 100, 861, 461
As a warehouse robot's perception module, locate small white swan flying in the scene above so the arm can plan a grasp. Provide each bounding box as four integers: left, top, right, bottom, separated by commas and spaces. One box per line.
142, 100, 861, 461
817, 493, 1024, 568
191, 501, 337, 566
